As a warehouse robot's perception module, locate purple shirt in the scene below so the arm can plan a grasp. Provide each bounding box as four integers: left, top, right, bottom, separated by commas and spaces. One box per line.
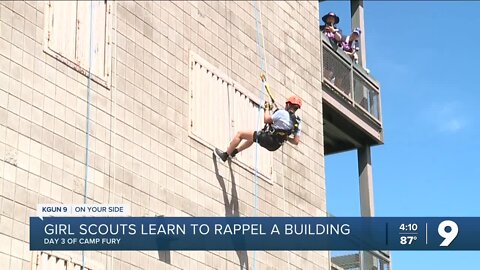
320, 25, 341, 41
341, 35, 357, 53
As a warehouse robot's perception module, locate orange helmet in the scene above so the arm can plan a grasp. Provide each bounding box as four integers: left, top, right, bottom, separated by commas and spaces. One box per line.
286, 96, 302, 108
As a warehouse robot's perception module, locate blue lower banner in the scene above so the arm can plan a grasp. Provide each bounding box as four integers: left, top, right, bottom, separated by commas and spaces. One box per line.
30, 217, 480, 250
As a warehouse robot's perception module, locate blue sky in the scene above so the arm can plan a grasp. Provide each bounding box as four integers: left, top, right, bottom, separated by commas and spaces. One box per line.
320, 1, 480, 269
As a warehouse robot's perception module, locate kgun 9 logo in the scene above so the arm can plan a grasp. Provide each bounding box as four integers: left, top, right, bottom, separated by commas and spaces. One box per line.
438, 220, 458, 247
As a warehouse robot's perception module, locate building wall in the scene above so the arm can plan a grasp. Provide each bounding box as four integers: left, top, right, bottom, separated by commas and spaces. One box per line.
0, 1, 326, 269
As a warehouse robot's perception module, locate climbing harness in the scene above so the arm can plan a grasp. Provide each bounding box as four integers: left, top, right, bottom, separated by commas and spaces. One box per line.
260, 81, 301, 148
261, 109, 300, 143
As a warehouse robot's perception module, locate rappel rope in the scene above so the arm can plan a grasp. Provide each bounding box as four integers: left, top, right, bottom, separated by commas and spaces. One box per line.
252, 1, 290, 269
252, 1, 266, 269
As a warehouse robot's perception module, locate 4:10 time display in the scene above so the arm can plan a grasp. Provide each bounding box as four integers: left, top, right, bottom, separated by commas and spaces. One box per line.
399, 223, 418, 231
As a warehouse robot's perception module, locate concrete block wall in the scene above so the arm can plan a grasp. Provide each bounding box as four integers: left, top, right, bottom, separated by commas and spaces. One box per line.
0, 1, 327, 269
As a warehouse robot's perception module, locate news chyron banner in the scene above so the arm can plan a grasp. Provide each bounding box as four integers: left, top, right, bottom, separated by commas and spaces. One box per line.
32, 205, 480, 250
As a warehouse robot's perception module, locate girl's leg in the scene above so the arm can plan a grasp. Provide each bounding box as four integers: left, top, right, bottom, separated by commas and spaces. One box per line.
226, 130, 254, 155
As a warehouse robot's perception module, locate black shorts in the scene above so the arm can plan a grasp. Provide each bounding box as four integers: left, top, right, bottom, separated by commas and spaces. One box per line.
253, 131, 283, 152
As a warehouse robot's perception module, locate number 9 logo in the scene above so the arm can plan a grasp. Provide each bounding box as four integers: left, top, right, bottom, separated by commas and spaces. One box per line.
438, 220, 458, 247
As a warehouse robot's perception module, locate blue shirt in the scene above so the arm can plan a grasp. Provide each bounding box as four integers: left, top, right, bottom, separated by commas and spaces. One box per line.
271, 109, 302, 136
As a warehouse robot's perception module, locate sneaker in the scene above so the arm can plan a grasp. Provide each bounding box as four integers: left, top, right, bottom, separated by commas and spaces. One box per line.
214, 148, 228, 162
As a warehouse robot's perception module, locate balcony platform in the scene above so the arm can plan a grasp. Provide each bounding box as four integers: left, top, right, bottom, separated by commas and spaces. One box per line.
321, 34, 384, 155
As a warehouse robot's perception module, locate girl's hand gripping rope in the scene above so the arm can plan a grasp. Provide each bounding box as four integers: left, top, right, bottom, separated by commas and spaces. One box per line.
260, 74, 277, 109
264, 101, 273, 111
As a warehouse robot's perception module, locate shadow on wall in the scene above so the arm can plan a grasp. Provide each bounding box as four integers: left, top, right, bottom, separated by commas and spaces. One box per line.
156, 214, 171, 264
213, 153, 249, 270
157, 249, 171, 264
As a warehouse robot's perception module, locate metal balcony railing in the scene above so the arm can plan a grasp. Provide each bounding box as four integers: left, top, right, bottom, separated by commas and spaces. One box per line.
326, 213, 391, 270
330, 250, 391, 270
321, 33, 382, 125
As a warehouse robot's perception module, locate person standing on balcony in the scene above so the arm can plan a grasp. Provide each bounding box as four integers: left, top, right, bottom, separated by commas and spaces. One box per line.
214, 96, 303, 162
320, 12, 342, 43
342, 27, 362, 63
320, 12, 342, 84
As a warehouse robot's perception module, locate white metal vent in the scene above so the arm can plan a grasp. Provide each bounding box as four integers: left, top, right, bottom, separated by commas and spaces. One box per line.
44, 1, 112, 87
189, 52, 272, 180
31, 251, 103, 270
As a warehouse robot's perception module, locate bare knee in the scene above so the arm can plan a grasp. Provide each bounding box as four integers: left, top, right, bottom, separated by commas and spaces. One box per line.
237, 130, 254, 141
